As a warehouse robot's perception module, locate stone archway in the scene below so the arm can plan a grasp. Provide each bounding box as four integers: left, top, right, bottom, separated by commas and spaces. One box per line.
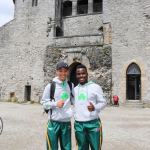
126, 63, 141, 100
69, 62, 81, 87
118, 59, 147, 104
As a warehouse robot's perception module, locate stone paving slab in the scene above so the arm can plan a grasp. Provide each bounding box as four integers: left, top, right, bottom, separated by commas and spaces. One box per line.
0, 102, 150, 150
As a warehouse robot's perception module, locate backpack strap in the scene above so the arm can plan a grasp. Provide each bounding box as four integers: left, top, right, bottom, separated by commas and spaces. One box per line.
49, 81, 56, 116
50, 81, 56, 101
67, 81, 74, 104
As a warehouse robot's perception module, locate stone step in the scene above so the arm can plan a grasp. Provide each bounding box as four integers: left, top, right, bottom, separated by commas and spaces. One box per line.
124, 101, 144, 108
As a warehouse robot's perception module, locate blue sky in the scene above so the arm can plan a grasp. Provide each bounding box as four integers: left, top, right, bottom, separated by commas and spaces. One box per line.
0, 0, 14, 27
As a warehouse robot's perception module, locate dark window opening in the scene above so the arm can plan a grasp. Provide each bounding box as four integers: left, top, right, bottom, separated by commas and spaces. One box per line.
56, 26, 63, 37
62, 1, 72, 17
10, 92, 15, 98
77, 0, 88, 14
24, 85, 31, 101
93, 0, 103, 13
126, 63, 141, 100
32, 0, 38, 7
69, 62, 81, 87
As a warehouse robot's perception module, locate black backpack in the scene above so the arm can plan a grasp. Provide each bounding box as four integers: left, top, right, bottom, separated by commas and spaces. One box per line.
44, 81, 74, 114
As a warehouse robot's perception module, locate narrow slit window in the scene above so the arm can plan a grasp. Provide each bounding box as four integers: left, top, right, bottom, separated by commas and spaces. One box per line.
55, 26, 64, 37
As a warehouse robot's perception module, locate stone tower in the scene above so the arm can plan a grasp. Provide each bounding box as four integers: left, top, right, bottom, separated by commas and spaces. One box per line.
0, 0, 54, 102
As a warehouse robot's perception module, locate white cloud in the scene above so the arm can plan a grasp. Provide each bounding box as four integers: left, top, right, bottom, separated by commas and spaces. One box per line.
0, 0, 14, 27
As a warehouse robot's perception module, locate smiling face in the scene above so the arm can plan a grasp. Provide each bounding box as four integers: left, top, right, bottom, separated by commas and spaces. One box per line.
76, 68, 88, 85
56, 68, 69, 81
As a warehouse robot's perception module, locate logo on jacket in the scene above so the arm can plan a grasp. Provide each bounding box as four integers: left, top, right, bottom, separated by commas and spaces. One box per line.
61, 91, 69, 101
78, 92, 88, 101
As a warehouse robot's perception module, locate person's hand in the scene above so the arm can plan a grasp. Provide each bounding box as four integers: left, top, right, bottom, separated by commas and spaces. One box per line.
57, 100, 65, 108
87, 102, 95, 112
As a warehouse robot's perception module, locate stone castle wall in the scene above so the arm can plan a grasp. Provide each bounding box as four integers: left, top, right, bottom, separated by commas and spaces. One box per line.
0, 0, 113, 103
108, 0, 150, 104
4, 0, 150, 105
63, 14, 103, 36
0, 0, 55, 102
43, 45, 112, 102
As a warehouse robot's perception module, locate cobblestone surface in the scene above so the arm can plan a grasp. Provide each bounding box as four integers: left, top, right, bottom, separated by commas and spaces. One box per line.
0, 102, 150, 150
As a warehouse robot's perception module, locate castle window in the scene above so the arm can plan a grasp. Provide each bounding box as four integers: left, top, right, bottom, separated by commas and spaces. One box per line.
77, 0, 88, 14
56, 26, 64, 37
32, 0, 38, 7
93, 0, 103, 13
62, 1, 72, 17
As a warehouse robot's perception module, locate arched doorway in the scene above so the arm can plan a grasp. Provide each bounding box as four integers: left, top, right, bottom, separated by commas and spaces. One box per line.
126, 63, 141, 100
69, 62, 81, 87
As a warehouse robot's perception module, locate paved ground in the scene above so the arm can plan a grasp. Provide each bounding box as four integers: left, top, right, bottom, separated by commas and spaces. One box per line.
0, 102, 150, 150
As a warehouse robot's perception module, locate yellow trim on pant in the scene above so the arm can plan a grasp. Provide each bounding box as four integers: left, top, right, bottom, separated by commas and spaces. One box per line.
46, 123, 51, 150
75, 139, 78, 150
99, 121, 103, 150
46, 132, 51, 150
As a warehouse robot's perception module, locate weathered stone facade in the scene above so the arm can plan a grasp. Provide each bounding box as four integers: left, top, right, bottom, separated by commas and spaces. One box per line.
106, 0, 150, 106
0, 0, 150, 106
0, 0, 52, 102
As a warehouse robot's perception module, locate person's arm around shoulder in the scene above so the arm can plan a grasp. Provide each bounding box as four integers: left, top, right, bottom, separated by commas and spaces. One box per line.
94, 84, 107, 113
41, 84, 57, 110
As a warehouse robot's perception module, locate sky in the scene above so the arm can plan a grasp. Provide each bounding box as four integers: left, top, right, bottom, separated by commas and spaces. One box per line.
0, 0, 14, 27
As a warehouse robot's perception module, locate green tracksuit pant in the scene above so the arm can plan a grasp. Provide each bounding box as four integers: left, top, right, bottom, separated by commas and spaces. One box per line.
74, 119, 103, 150
46, 120, 71, 150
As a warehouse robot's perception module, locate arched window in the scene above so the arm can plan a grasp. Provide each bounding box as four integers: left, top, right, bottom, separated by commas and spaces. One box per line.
55, 26, 63, 37
93, 0, 103, 13
126, 63, 141, 100
62, 1, 72, 17
77, 0, 88, 14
